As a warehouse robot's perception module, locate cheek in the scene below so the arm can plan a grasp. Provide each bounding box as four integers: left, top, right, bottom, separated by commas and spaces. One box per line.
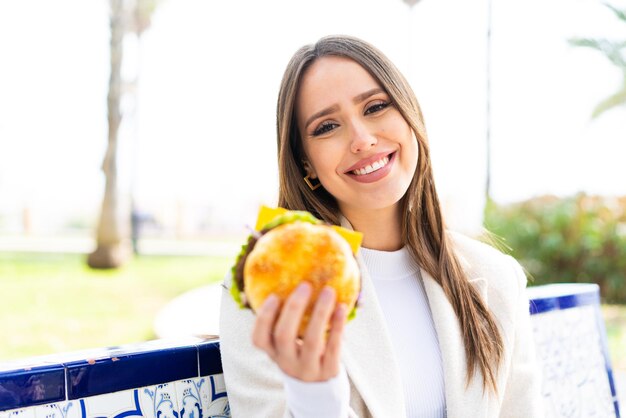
408, 139, 419, 171
397, 129, 419, 176
307, 142, 344, 179
408, 133, 419, 157
312, 156, 339, 180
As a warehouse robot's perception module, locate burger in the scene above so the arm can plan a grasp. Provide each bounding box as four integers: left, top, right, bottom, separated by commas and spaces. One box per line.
230, 207, 362, 335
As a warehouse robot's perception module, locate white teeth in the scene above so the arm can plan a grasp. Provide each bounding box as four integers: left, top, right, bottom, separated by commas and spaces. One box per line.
352, 155, 391, 176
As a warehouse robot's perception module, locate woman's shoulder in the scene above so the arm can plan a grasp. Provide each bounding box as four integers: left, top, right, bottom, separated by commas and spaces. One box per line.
446, 230, 527, 293
447, 230, 513, 263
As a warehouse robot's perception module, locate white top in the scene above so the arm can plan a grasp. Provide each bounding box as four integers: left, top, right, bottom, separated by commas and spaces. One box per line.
283, 246, 446, 418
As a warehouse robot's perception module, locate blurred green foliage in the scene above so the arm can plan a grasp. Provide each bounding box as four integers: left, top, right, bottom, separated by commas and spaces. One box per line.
484, 193, 626, 303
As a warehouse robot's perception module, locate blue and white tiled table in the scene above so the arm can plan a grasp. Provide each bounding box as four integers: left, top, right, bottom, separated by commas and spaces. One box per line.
0, 283, 621, 417
528, 283, 620, 417
0, 338, 228, 418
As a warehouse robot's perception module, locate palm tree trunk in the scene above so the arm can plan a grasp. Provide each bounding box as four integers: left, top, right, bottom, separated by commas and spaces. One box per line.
88, 0, 130, 268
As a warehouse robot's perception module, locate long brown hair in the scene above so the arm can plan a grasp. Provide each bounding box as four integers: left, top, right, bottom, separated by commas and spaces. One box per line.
275, 35, 503, 392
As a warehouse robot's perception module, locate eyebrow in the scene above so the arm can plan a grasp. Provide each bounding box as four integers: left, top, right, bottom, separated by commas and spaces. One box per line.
304, 105, 340, 131
304, 87, 385, 130
353, 88, 384, 105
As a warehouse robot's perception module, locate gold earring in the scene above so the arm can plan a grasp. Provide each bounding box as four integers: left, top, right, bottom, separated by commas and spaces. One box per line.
304, 175, 322, 190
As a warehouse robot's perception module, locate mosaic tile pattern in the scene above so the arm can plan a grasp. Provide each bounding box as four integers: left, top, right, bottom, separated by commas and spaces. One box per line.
533, 305, 616, 417
34, 402, 75, 418
175, 378, 204, 418
0, 339, 228, 416
0, 374, 230, 418
142, 383, 179, 418
528, 283, 620, 417
80, 388, 144, 417
2, 409, 36, 418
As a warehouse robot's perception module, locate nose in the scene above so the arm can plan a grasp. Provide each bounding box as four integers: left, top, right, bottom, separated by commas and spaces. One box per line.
349, 121, 377, 153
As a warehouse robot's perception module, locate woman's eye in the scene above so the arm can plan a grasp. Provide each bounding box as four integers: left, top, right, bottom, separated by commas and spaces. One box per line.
365, 101, 390, 115
312, 121, 338, 136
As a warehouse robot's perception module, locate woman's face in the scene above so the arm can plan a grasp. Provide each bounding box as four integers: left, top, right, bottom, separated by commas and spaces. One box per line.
296, 56, 419, 215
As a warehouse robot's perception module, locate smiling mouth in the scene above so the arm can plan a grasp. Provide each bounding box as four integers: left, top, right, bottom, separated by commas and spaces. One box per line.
351, 153, 394, 176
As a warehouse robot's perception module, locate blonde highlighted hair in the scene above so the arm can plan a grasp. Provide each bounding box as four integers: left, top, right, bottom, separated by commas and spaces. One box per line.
276, 35, 503, 392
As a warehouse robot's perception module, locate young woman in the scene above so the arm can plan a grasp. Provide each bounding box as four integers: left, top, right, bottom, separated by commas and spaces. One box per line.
219, 35, 542, 418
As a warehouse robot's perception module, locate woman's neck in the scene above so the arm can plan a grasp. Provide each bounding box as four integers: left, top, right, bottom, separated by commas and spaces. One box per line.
340, 204, 403, 251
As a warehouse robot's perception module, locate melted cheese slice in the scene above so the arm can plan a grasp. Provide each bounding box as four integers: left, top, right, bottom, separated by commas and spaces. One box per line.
254, 205, 362, 254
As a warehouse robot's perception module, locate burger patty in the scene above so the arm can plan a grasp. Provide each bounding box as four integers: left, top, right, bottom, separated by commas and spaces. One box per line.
233, 229, 267, 308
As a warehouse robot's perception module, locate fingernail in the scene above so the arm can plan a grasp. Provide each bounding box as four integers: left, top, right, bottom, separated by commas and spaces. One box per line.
296, 282, 311, 297
320, 286, 335, 302
264, 294, 278, 309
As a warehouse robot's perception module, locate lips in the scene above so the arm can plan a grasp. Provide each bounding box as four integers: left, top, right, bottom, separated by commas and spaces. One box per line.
344, 151, 395, 174
345, 151, 396, 184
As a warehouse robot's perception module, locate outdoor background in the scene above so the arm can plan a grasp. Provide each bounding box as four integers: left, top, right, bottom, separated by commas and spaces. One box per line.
0, 0, 624, 396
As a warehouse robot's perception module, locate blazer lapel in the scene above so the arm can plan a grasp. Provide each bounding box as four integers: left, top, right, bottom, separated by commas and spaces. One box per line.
422, 269, 490, 418
342, 253, 407, 418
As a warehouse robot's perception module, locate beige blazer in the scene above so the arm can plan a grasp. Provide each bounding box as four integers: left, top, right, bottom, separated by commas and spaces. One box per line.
219, 231, 543, 417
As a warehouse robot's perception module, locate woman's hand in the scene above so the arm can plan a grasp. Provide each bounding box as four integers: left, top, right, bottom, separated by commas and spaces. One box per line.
251, 282, 348, 382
